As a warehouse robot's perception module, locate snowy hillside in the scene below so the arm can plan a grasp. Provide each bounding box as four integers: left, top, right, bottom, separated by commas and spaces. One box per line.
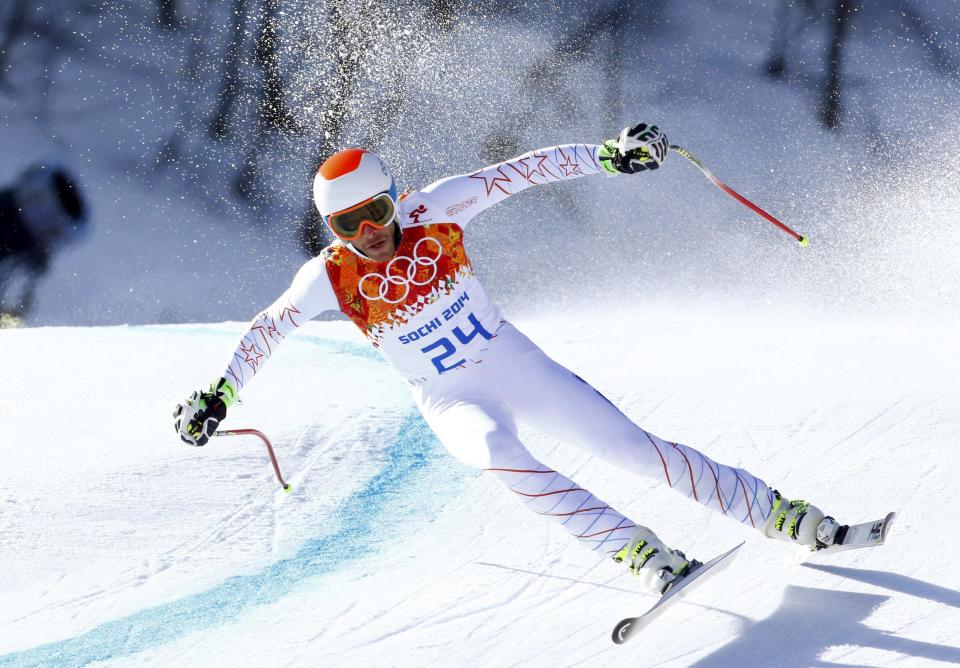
3, 1, 960, 666
2, 309, 958, 666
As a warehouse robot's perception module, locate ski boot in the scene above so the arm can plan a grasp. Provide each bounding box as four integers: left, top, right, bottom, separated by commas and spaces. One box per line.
614, 526, 700, 595
764, 489, 841, 550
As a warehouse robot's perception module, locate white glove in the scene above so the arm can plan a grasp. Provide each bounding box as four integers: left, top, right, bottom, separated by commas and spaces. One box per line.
599, 123, 669, 174
172, 378, 235, 446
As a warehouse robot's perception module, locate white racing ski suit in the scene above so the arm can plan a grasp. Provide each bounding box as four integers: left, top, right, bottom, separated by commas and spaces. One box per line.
221, 144, 776, 557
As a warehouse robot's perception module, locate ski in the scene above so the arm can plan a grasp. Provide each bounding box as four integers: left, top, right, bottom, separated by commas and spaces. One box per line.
610, 514, 895, 644
611, 541, 745, 645
821, 511, 896, 552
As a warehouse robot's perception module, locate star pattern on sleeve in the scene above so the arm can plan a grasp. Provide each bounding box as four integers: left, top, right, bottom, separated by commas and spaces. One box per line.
250, 315, 284, 354
556, 149, 583, 177
265, 317, 282, 342
508, 152, 558, 185
530, 151, 559, 180
469, 165, 514, 197
277, 303, 301, 327
240, 341, 265, 371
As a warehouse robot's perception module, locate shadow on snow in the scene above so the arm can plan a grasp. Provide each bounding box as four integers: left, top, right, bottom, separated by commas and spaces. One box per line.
694, 581, 960, 667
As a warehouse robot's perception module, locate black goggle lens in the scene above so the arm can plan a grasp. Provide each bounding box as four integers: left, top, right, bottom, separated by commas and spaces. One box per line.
329, 195, 395, 237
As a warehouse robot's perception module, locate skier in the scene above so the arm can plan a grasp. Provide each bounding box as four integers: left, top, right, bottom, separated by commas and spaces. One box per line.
174, 124, 841, 595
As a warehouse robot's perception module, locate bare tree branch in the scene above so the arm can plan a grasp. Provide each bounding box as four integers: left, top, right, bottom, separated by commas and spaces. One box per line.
156, 2, 214, 169
900, 2, 960, 76
207, 0, 250, 141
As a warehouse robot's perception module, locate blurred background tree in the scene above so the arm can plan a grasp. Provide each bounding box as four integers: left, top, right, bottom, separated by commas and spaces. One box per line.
765, 0, 960, 131
5, 0, 954, 254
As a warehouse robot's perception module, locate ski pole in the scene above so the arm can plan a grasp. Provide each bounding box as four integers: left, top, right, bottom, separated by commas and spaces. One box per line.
213, 428, 292, 492
669, 144, 809, 246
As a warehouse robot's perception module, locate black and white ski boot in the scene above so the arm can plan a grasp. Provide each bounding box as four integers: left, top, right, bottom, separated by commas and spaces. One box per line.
613, 526, 700, 594
764, 489, 841, 550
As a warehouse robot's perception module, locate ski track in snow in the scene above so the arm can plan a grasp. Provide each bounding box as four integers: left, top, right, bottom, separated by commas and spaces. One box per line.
1, 314, 959, 666
11, 423, 353, 629
6, 339, 353, 631
0, 329, 469, 667
0, 409, 463, 668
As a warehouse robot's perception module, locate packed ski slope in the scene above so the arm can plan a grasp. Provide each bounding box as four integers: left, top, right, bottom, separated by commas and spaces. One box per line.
1, 308, 958, 667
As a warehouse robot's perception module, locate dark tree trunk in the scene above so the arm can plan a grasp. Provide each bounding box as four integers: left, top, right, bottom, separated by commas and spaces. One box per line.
899, 3, 959, 75
297, 0, 377, 253
158, 0, 180, 30
478, 0, 634, 229
764, 0, 794, 78
764, 0, 827, 79
0, 0, 29, 82
427, 0, 461, 32
234, 143, 260, 203
255, 0, 299, 135
364, 62, 408, 151
821, 0, 857, 129
487, 0, 633, 149
207, 0, 249, 140
156, 1, 211, 169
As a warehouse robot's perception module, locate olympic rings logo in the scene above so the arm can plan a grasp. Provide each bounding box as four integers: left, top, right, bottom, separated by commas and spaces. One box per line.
358, 236, 443, 303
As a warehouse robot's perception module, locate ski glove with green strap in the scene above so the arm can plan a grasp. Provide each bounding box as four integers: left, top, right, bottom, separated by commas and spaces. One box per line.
173, 377, 237, 446
599, 123, 669, 174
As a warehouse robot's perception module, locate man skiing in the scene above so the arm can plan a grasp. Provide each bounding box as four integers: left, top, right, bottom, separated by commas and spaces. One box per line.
174, 124, 842, 595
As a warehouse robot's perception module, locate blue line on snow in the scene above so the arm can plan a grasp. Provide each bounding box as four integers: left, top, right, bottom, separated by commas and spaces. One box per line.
0, 330, 472, 667
0, 412, 465, 668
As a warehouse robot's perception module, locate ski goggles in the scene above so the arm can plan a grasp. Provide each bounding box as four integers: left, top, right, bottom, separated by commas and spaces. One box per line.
326, 193, 396, 241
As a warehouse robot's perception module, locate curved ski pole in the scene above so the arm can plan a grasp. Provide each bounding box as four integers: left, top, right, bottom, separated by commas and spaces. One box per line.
669, 144, 809, 246
214, 428, 292, 492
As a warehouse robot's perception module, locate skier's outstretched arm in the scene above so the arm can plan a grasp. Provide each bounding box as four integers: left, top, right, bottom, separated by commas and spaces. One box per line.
419, 123, 669, 227
172, 257, 338, 446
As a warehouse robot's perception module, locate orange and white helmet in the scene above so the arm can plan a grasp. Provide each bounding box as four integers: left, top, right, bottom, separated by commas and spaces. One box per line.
313, 148, 398, 222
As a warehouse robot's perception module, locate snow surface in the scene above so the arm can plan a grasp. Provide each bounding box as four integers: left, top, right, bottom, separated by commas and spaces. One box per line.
1, 310, 959, 666
3, 1, 960, 666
